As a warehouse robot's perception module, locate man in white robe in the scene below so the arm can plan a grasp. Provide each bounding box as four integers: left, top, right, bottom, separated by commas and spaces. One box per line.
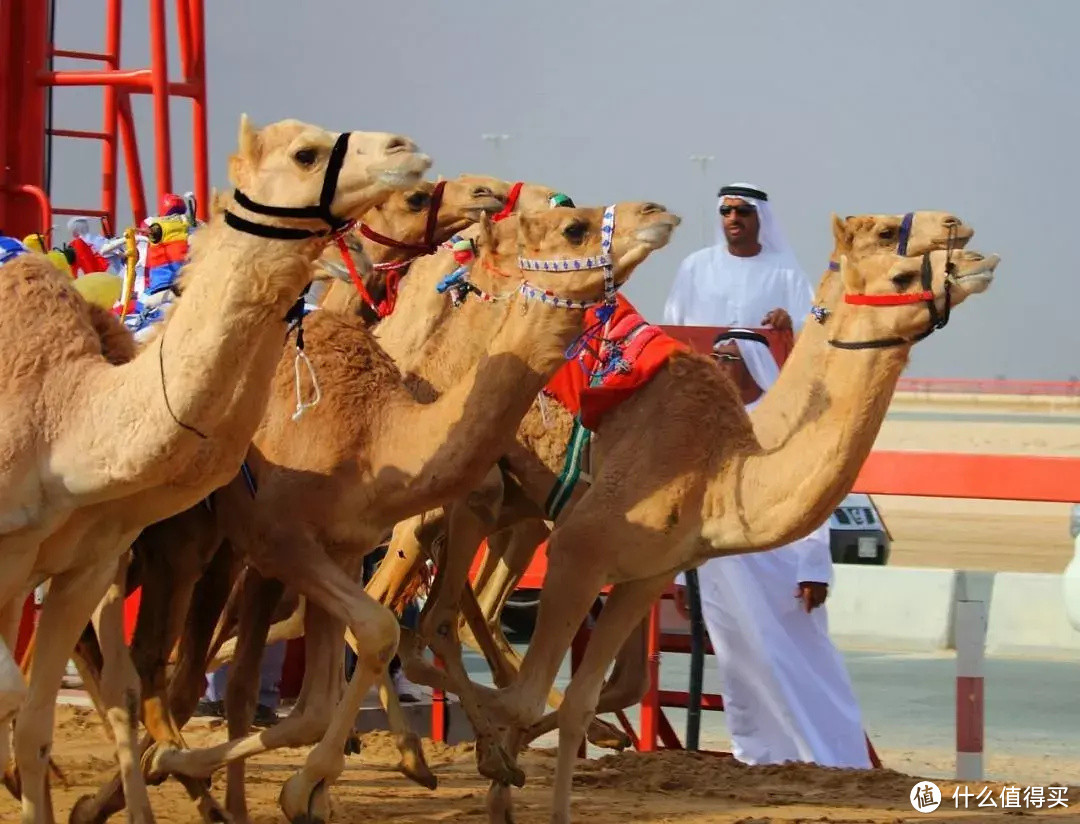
663, 183, 814, 332
674, 329, 871, 769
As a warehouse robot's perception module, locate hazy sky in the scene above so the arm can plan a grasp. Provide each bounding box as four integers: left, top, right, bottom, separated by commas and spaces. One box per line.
48, 1, 1080, 379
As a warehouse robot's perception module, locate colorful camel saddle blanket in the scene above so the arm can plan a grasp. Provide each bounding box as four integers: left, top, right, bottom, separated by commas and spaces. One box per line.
541, 294, 689, 518
544, 293, 690, 432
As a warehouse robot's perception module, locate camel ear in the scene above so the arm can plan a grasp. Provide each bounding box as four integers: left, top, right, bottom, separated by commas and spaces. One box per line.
831, 212, 855, 251
237, 113, 261, 163
838, 254, 861, 293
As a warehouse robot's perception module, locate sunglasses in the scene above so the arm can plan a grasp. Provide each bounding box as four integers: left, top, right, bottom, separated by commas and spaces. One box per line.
711, 352, 742, 362
719, 205, 756, 217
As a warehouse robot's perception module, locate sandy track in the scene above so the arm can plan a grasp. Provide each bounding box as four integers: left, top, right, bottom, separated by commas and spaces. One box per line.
3, 707, 1075, 823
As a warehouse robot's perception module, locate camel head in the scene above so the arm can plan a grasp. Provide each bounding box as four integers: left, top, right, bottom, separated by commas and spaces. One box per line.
831, 211, 973, 260
455, 175, 566, 213
362, 178, 506, 248
510, 201, 681, 303
225, 115, 431, 234
822, 247, 999, 348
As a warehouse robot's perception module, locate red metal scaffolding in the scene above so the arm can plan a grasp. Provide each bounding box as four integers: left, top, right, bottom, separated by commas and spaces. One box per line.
0, 0, 208, 245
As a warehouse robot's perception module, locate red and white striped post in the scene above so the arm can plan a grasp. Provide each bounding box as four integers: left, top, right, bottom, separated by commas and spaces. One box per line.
955, 599, 987, 780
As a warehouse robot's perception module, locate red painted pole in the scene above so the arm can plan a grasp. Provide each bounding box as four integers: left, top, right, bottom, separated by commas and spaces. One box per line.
100, 0, 122, 231
148, 0, 173, 203
637, 602, 662, 752
186, 0, 209, 220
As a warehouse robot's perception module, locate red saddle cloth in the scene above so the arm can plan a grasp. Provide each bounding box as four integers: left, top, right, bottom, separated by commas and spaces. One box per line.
544, 294, 690, 431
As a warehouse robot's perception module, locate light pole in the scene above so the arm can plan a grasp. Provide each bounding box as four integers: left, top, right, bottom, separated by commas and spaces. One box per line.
689, 154, 714, 247
482, 133, 511, 178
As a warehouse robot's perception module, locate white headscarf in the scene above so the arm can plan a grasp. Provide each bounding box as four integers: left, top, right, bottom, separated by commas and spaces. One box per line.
713, 328, 780, 403
713, 182, 800, 267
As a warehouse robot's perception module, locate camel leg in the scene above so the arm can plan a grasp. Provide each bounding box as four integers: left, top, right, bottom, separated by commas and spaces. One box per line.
475, 518, 614, 822
70, 518, 229, 824
69, 541, 239, 824
405, 486, 526, 788
208, 596, 304, 673
1, 592, 30, 799
15, 559, 119, 824
546, 576, 669, 824
148, 539, 410, 813
470, 519, 631, 751
522, 616, 650, 745
87, 552, 155, 824
222, 568, 283, 824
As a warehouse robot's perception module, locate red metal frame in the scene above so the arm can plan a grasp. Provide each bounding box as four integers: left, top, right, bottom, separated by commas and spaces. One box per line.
9, 0, 208, 662
0, 0, 208, 244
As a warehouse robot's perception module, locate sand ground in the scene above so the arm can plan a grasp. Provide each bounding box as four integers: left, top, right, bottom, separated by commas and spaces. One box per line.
3, 706, 1075, 823
3, 397, 1077, 822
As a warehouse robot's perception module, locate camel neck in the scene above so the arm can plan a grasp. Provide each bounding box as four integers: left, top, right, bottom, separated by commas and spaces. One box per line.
128, 222, 321, 443
701, 313, 909, 552
373, 267, 585, 516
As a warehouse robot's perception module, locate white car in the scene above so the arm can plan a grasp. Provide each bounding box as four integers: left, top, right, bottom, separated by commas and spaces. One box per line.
1065, 506, 1080, 632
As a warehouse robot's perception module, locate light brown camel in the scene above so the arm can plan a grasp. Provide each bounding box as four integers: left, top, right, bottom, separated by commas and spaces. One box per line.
146, 201, 681, 824
469, 241, 999, 824
357, 211, 976, 747
0, 116, 429, 824
47, 177, 508, 824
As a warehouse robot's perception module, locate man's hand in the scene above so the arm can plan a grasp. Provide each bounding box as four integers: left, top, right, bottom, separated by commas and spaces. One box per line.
674, 585, 690, 619
795, 581, 828, 613
760, 307, 792, 330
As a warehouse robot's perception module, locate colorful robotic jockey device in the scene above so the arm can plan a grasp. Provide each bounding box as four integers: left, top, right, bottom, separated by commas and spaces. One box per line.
0, 234, 30, 267
118, 192, 197, 338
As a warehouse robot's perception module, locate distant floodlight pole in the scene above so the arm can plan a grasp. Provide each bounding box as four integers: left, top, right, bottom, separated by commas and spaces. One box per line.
482, 133, 511, 178
689, 154, 715, 247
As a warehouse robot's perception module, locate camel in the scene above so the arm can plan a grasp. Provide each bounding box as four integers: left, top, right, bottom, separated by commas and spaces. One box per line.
143, 200, 681, 824
354, 211, 976, 750
0, 115, 429, 824
461, 237, 1000, 823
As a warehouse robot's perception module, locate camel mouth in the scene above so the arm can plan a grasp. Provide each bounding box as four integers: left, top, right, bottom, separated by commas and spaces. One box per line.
933, 225, 974, 249
465, 196, 507, 217
374, 154, 432, 189
949, 252, 999, 293
633, 216, 680, 249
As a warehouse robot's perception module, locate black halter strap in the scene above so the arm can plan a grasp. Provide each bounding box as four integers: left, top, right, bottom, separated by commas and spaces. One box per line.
225, 131, 354, 240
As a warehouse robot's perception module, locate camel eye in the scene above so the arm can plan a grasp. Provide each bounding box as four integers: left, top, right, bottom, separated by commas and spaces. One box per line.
878, 227, 896, 240
293, 147, 318, 167
892, 272, 917, 290
562, 220, 588, 243
406, 191, 430, 211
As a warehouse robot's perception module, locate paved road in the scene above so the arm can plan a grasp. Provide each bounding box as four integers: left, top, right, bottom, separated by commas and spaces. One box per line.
462, 646, 1080, 785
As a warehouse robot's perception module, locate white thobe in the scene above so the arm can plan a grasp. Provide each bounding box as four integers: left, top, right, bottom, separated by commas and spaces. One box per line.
677, 521, 871, 769
663, 245, 814, 332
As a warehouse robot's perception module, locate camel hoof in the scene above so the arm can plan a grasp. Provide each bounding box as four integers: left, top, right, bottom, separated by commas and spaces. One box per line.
396, 733, 437, 790
279, 774, 329, 824
586, 717, 631, 751
475, 739, 525, 789
141, 742, 178, 784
